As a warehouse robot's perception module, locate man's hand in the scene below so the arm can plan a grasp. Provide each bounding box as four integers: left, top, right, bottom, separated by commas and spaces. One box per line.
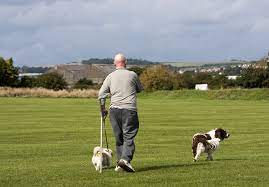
101, 108, 108, 119
99, 98, 108, 119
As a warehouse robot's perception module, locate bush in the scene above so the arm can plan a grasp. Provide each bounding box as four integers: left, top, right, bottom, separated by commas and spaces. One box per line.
128, 67, 145, 76
18, 76, 37, 88
73, 78, 94, 89
140, 65, 177, 91
36, 72, 67, 90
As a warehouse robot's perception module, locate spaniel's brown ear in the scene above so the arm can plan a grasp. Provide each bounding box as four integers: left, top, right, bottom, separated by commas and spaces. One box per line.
214, 128, 222, 139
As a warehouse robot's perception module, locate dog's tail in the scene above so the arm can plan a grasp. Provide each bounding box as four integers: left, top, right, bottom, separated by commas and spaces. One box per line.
192, 136, 198, 158
192, 134, 209, 158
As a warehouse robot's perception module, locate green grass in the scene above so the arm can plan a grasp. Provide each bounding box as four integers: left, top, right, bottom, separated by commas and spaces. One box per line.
0, 97, 269, 186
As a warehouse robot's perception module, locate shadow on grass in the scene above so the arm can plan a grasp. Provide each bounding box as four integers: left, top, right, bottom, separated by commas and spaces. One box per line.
137, 162, 209, 172
214, 158, 248, 161
137, 157, 248, 172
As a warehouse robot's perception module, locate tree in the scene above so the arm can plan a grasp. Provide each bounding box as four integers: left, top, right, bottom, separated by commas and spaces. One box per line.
193, 72, 212, 85
180, 72, 195, 89
140, 65, 176, 91
262, 63, 269, 87
237, 67, 269, 88
0, 57, 18, 87
36, 72, 67, 90
20, 65, 50, 73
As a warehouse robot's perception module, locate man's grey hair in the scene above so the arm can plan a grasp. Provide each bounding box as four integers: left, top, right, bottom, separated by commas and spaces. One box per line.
114, 53, 127, 65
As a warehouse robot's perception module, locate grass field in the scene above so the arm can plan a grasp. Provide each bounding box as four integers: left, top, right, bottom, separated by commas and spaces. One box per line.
0, 96, 269, 186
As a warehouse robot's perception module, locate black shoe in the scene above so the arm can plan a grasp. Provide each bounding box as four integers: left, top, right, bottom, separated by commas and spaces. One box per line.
118, 159, 135, 172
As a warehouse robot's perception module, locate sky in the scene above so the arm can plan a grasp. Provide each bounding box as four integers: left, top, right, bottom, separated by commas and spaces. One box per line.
0, 0, 269, 66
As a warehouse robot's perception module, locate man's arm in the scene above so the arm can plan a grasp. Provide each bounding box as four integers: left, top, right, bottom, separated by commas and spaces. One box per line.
134, 74, 143, 93
98, 75, 111, 119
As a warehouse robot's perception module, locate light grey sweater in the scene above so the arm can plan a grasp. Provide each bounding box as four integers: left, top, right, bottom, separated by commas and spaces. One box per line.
98, 67, 143, 111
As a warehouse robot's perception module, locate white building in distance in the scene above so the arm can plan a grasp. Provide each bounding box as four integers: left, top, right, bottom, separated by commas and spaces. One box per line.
195, 84, 208, 91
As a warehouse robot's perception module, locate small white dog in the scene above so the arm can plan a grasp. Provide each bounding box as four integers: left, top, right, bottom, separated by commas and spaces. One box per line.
92, 146, 112, 173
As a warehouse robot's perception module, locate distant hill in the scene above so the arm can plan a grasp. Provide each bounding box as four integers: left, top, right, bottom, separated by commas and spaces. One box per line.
161, 62, 202, 67
201, 61, 249, 67
160, 61, 237, 68
19, 66, 51, 73
161, 60, 252, 68
80, 58, 157, 65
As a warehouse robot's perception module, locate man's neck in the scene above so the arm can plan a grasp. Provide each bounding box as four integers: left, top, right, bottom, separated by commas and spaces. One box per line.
115, 64, 126, 69
116, 67, 126, 70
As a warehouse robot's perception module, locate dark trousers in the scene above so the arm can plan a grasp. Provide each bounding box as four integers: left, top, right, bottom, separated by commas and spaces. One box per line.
109, 108, 139, 163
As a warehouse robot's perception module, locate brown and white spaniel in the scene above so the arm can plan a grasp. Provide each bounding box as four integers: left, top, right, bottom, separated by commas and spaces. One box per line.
192, 128, 230, 161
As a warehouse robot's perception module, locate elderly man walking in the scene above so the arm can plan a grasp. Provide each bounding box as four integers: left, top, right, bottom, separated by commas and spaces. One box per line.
98, 53, 143, 172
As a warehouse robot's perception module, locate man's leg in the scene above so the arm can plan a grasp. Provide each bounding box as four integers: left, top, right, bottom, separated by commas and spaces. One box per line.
109, 108, 123, 161
121, 109, 139, 163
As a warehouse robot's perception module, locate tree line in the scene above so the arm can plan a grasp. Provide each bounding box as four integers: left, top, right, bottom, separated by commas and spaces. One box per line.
130, 63, 269, 90
1, 56, 269, 91
0, 57, 67, 90
81, 58, 156, 65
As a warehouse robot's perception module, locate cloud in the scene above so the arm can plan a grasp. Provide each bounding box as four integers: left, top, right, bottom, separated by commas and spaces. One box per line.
1, 0, 269, 65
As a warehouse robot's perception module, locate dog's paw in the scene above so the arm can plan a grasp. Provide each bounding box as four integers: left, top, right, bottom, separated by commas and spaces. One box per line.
193, 159, 197, 162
